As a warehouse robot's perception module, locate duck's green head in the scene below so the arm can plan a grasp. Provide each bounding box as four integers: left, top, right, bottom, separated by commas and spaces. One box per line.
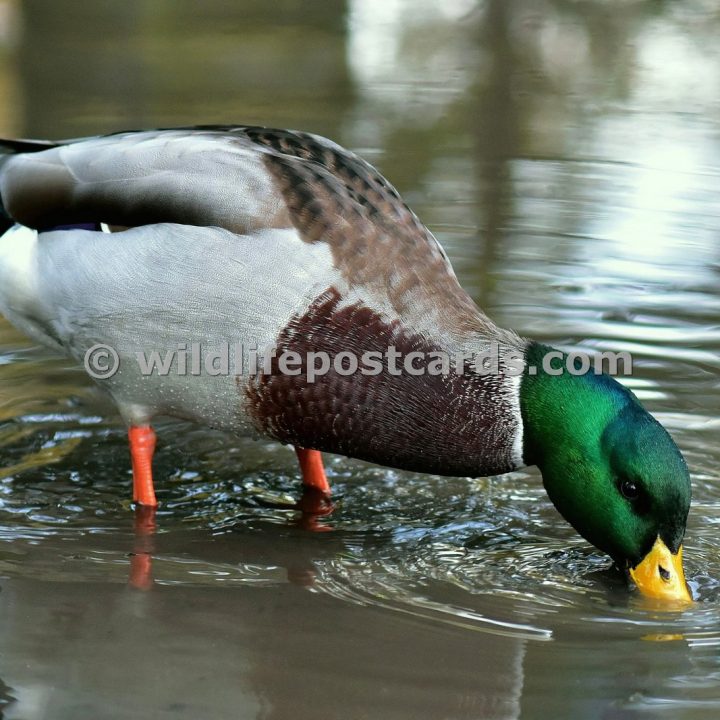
520, 342, 691, 603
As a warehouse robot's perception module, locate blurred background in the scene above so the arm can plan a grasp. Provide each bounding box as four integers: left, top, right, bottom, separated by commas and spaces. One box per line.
0, 1, 719, 719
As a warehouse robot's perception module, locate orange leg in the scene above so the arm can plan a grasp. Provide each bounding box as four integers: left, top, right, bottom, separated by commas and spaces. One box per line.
128, 425, 158, 507
294, 447, 330, 495
293, 448, 334, 530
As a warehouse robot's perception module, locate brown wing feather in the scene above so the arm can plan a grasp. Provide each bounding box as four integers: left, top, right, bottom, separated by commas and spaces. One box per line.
235, 127, 491, 335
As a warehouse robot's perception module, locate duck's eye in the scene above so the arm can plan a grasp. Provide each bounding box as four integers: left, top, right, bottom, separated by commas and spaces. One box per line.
620, 479, 639, 500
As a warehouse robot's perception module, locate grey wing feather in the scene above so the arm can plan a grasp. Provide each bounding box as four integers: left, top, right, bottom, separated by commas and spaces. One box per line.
0, 129, 291, 232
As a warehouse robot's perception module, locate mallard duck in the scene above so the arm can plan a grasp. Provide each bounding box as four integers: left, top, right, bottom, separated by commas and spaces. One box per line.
0, 126, 691, 602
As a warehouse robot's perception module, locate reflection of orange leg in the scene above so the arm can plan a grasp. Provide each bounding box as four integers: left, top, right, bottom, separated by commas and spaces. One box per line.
294, 447, 330, 495
129, 504, 156, 591
129, 426, 157, 507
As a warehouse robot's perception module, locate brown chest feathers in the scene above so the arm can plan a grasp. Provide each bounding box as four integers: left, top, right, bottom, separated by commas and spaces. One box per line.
245, 287, 523, 477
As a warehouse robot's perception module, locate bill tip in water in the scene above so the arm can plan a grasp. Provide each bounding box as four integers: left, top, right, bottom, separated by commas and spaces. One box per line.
629, 538, 692, 606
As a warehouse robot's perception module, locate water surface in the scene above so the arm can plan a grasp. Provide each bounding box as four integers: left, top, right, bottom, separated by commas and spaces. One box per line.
0, 1, 719, 718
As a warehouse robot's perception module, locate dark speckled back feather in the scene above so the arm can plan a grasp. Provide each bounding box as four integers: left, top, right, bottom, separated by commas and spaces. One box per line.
238, 127, 492, 336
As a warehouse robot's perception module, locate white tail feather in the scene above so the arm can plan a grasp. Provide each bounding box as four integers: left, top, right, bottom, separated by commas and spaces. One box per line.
0, 224, 60, 348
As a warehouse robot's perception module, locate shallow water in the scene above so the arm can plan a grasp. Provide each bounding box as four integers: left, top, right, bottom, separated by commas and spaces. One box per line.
0, 1, 719, 718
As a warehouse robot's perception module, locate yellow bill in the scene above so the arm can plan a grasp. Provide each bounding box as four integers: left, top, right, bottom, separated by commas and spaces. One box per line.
629, 537, 692, 604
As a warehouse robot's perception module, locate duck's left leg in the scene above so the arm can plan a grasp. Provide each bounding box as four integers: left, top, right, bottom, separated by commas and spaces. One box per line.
294, 447, 334, 523
128, 425, 158, 507
294, 447, 330, 495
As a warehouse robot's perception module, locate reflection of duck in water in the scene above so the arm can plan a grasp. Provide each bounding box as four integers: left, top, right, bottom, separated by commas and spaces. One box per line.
1, 516, 535, 719
0, 127, 690, 601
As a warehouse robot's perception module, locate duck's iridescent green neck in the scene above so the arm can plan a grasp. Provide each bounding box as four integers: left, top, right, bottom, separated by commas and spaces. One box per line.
519, 342, 632, 469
